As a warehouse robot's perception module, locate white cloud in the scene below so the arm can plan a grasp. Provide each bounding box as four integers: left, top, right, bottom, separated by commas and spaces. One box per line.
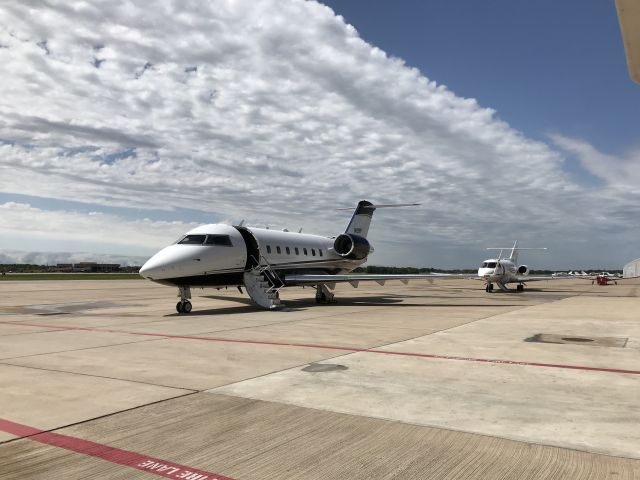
0, 0, 637, 267
551, 134, 640, 188
0, 201, 196, 255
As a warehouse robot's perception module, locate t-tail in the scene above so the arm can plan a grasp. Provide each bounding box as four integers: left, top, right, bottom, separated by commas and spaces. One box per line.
486, 240, 547, 265
340, 200, 420, 238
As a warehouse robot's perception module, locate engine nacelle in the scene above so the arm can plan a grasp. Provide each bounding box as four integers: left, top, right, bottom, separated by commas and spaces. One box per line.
333, 233, 371, 260
518, 265, 530, 275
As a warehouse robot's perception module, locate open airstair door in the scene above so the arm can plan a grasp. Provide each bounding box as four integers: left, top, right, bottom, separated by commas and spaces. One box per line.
234, 226, 260, 269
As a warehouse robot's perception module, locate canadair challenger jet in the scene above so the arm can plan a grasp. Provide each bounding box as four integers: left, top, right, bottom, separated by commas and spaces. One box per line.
139, 201, 455, 313
477, 241, 552, 292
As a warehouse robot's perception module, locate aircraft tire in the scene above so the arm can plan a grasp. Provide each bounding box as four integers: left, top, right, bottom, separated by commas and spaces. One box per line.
176, 302, 184, 314
183, 301, 192, 313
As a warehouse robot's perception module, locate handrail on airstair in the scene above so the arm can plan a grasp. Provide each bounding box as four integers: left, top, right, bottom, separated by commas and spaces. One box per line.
248, 254, 284, 293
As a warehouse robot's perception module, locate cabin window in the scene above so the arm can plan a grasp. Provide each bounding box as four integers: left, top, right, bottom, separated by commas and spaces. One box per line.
178, 234, 206, 245
266, 245, 272, 254
204, 234, 232, 246
295, 247, 299, 255
276, 246, 281, 254
303, 248, 308, 256
319, 249, 323, 257
285, 246, 290, 254
311, 249, 316, 256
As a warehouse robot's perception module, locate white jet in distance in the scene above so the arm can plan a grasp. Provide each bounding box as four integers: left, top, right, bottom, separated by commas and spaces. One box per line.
139, 201, 454, 313
477, 241, 552, 292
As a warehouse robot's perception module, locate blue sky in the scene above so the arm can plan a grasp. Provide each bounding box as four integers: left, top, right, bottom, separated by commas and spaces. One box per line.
323, 1, 640, 156
0, 0, 638, 268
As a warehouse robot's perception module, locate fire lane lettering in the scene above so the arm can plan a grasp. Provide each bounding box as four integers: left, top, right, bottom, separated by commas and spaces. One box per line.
138, 459, 215, 479
0, 418, 232, 480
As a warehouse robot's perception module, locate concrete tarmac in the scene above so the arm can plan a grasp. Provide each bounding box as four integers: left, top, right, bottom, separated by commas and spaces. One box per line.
0, 278, 639, 479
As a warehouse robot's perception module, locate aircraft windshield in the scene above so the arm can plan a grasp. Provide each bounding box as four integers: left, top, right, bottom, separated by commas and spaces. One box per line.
204, 235, 232, 246
178, 234, 206, 245
482, 262, 497, 268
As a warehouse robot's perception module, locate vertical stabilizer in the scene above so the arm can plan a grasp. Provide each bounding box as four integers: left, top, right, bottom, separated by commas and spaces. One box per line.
345, 200, 376, 237
509, 240, 519, 264
340, 200, 420, 238
486, 241, 547, 266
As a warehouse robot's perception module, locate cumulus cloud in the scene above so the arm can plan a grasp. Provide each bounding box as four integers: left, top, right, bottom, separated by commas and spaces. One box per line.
551, 134, 640, 188
0, 0, 637, 267
0, 201, 196, 253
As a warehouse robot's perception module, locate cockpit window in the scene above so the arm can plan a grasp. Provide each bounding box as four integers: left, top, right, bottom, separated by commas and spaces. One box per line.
204, 234, 232, 246
481, 262, 497, 268
178, 234, 206, 245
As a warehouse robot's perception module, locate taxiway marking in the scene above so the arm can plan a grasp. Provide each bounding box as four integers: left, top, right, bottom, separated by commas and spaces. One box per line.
3, 320, 640, 376
0, 418, 233, 480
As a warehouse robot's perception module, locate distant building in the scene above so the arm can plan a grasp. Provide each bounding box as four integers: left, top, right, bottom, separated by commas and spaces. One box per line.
53, 263, 121, 273
623, 258, 640, 278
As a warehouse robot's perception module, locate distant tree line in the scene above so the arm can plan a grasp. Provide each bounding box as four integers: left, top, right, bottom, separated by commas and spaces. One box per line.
0, 264, 142, 273
0, 264, 50, 273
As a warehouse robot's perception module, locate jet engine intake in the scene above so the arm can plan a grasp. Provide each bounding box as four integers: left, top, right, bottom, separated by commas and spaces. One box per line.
518, 265, 530, 275
333, 233, 371, 260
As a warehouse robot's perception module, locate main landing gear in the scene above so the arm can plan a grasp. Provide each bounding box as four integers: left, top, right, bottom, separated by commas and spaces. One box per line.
516, 284, 525, 292
176, 286, 192, 314
485, 283, 494, 292
315, 284, 336, 304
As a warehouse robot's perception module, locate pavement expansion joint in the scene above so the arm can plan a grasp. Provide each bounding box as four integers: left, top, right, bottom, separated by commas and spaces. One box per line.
0, 335, 166, 361
0, 361, 199, 392
0, 391, 199, 446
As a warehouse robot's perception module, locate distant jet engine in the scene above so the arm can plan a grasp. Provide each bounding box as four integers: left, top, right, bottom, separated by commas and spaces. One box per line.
518, 265, 530, 275
333, 233, 371, 260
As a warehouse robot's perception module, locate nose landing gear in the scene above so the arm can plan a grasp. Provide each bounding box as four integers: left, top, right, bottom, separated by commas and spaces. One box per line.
176, 286, 192, 314
176, 301, 192, 313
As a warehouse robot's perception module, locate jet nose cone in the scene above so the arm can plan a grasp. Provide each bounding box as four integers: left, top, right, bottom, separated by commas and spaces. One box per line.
139, 260, 154, 278
139, 255, 165, 279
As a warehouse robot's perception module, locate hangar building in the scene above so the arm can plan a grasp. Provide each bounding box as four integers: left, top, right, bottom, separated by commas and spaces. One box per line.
623, 258, 640, 278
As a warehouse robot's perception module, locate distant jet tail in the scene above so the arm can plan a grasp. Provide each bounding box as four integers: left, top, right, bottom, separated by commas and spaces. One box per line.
486, 240, 547, 265
339, 200, 420, 238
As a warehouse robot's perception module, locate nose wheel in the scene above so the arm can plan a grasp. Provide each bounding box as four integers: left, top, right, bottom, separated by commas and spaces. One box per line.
176, 301, 192, 314
176, 286, 192, 314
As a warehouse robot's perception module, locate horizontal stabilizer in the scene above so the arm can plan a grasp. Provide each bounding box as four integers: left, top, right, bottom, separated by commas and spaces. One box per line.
337, 203, 420, 210
486, 247, 547, 250
341, 200, 420, 238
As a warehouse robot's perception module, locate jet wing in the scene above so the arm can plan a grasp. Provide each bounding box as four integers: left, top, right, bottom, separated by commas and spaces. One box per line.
506, 276, 557, 283
284, 273, 465, 287
616, 0, 640, 84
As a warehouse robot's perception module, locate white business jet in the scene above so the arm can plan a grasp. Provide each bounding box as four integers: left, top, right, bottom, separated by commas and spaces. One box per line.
477, 241, 552, 292
139, 201, 454, 313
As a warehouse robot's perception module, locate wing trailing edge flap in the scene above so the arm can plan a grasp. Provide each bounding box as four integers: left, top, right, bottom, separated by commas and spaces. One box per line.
284, 273, 461, 286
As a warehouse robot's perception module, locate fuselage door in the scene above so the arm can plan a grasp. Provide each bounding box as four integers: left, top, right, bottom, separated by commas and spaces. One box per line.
234, 226, 260, 269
